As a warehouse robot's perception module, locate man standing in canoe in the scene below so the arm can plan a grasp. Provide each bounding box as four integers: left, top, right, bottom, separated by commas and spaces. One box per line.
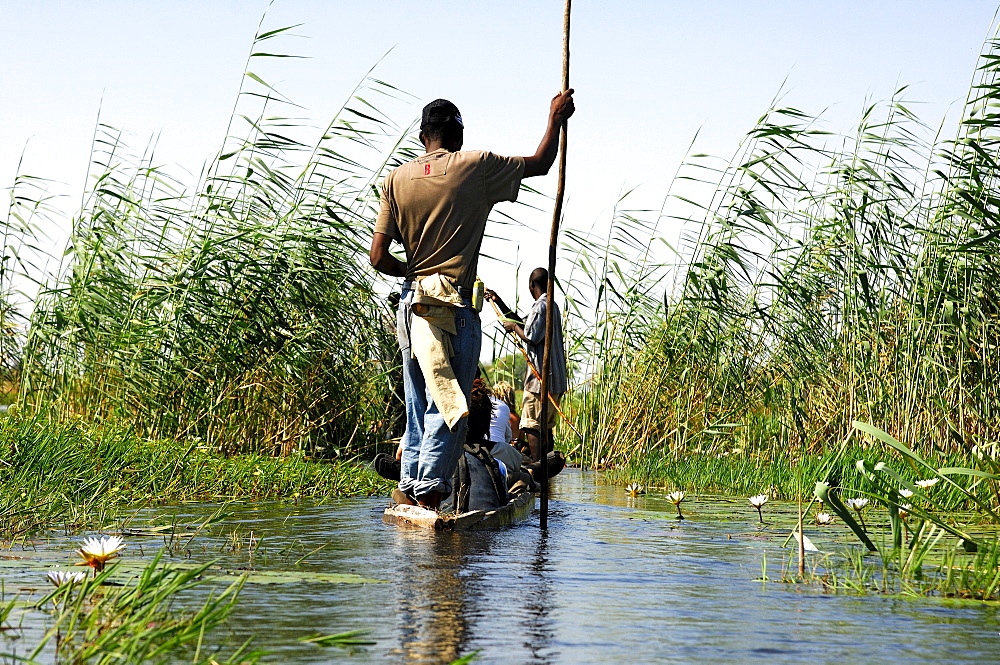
485, 267, 567, 465
370, 91, 575, 510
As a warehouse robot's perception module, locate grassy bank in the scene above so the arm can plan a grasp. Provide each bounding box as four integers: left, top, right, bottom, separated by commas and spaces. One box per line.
0, 412, 390, 539
608, 443, 987, 511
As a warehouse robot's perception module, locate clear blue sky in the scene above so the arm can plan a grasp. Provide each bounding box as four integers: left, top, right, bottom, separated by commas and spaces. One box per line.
2, 1, 998, 323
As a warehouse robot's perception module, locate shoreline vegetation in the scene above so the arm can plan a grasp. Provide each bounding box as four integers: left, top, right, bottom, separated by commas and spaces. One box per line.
0, 411, 391, 541
544, 26, 1000, 601
8, 24, 409, 460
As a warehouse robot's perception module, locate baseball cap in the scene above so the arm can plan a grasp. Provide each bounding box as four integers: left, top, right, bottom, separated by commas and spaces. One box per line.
421, 99, 464, 129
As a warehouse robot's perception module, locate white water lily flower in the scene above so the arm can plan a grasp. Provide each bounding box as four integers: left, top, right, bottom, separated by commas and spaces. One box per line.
748, 494, 769, 522
898, 488, 914, 499
815, 512, 834, 525
915, 478, 939, 489
898, 503, 912, 520
46, 570, 87, 587
76, 535, 125, 573
665, 491, 686, 519
79, 535, 125, 558
845, 497, 871, 528
626, 483, 645, 497
845, 497, 869, 511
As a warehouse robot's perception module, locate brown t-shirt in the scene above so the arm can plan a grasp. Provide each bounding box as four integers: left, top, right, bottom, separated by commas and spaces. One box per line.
375, 149, 525, 289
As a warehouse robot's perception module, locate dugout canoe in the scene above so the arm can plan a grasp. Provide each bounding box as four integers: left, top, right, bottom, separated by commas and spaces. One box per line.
382, 491, 535, 531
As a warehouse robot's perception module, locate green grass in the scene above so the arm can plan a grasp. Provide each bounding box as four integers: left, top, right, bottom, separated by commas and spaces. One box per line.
28, 554, 263, 664
781, 522, 1000, 602
608, 443, 986, 508
0, 412, 391, 539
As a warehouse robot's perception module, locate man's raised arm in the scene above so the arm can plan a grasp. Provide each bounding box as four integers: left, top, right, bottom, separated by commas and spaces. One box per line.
521, 89, 575, 179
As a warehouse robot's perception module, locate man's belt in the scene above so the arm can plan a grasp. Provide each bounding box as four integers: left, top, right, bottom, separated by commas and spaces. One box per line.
401, 279, 473, 299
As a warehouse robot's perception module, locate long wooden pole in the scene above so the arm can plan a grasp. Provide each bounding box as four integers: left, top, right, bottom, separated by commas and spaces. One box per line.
538, 0, 571, 530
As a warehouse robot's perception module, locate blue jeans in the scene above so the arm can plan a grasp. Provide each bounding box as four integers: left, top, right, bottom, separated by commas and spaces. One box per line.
397, 289, 481, 500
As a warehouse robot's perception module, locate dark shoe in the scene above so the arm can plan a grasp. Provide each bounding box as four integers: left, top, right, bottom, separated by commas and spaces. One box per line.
391, 488, 415, 505
416, 490, 443, 511
508, 479, 530, 496
373, 453, 401, 481
526, 451, 566, 479
546, 451, 566, 478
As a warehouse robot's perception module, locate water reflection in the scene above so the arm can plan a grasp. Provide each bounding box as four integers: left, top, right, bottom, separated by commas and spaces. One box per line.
521, 533, 556, 665
387, 523, 557, 665
391, 531, 469, 664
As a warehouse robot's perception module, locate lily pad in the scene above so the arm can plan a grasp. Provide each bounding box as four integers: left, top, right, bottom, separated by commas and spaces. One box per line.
206, 569, 385, 585
104, 559, 386, 585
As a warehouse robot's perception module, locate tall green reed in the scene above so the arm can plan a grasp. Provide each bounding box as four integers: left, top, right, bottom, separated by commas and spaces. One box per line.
563, 23, 1000, 506
16, 24, 419, 455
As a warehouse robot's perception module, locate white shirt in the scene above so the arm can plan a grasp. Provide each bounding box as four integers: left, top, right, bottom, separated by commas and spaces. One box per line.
489, 396, 512, 445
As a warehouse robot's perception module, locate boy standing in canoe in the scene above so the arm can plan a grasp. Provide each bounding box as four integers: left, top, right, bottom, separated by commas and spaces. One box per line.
486, 268, 567, 464
370, 91, 575, 510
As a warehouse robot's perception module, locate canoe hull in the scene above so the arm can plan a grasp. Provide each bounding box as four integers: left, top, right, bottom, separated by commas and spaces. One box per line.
383, 491, 536, 531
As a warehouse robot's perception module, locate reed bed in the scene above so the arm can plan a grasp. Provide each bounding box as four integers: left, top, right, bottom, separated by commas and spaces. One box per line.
563, 29, 1000, 519
6, 26, 420, 457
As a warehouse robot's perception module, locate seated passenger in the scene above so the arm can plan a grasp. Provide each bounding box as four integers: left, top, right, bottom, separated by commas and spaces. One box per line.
375, 378, 544, 501
486, 391, 528, 478
489, 379, 565, 483
440, 379, 511, 513
491, 380, 525, 451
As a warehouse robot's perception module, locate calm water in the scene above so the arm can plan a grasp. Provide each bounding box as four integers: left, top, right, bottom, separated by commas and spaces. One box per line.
7, 469, 1000, 663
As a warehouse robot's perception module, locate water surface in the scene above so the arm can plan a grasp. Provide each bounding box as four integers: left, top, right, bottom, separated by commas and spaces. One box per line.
8, 469, 1000, 663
